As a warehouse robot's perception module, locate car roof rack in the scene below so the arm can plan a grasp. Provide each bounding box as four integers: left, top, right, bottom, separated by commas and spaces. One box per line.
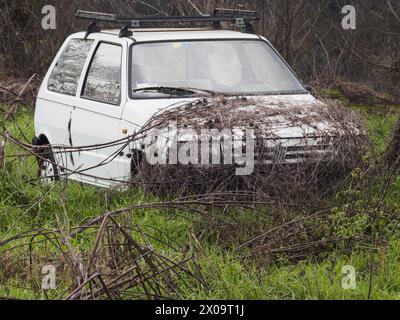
76, 8, 259, 38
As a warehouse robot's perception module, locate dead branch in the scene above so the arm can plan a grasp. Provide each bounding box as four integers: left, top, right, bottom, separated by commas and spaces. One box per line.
135, 97, 369, 201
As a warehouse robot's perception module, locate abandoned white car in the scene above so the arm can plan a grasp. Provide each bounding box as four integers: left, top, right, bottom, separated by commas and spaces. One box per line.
33, 10, 348, 187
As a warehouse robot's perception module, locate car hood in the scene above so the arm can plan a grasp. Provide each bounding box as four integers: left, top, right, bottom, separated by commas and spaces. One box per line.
123, 94, 316, 129
126, 94, 363, 142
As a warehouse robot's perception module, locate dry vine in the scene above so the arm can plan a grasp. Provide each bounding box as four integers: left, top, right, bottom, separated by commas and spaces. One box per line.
134, 97, 369, 201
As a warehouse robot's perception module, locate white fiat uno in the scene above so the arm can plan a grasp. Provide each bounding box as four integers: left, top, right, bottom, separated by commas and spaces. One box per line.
34, 10, 326, 187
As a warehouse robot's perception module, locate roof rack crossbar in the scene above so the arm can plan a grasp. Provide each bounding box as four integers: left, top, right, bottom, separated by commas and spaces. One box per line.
76, 9, 259, 36
213, 8, 259, 18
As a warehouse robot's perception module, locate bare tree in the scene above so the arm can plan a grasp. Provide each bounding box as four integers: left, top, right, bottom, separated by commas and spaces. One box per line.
0, 0, 399, 99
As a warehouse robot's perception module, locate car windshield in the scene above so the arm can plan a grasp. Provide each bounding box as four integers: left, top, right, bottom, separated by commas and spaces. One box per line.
130, 40, 306, 97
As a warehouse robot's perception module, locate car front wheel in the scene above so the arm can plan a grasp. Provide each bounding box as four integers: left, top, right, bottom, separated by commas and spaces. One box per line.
37, 146, 60, 183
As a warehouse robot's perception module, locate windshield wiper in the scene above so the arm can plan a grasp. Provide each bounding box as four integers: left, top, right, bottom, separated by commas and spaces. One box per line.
132, 86, 307, 97
132, 86, 214, 97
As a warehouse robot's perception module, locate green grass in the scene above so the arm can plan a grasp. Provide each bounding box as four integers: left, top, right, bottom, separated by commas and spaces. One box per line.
0, 103, 399, 300
351, 104, 399, 154
184, 242, 400, 300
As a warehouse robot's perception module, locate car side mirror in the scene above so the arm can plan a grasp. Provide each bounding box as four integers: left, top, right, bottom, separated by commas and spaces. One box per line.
303, 84, 315, 96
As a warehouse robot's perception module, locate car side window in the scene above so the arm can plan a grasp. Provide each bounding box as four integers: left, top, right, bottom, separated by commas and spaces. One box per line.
82, 43, 122, 105
48, 39, 94, 96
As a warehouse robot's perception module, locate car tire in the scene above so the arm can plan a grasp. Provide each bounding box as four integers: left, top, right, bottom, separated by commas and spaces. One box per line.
130, 150, 143, 178
37, 145, 60, 182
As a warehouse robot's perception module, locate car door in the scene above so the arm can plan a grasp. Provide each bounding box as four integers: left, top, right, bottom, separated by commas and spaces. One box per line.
70, 39, 127, 187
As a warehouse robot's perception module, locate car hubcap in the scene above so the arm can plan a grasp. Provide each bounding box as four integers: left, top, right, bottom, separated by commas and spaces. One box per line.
40, 160, 54, 182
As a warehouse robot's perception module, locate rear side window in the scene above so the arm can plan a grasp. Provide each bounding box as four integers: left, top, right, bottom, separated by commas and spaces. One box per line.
48, 39, 94, 96
82, 43, 122, 105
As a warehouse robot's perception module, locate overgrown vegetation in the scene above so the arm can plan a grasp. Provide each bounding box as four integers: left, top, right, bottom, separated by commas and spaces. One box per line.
137, 97, 368, 200
0, 101, 399, 300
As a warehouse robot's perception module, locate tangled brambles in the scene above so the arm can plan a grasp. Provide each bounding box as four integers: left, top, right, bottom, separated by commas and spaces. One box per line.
0, 212, 206, 300
134, 96, 369, 202
0, 99, 397, 298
